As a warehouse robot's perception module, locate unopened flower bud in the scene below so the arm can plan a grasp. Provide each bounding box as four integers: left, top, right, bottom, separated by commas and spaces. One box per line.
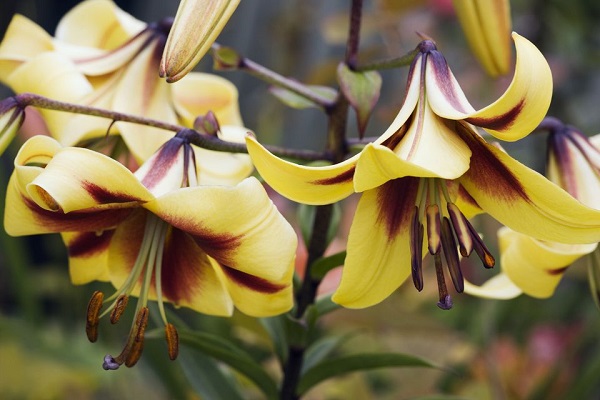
0, 97, 25, 155
160, 0, 241, 82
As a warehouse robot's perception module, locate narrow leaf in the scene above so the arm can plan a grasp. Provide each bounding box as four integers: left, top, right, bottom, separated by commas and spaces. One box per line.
270, 85, 337, 109
337, 63, 382, 137
302, 333, 354, 374
298, 353, 438, 396
259, 315, 289, 363
179, 330, 279, 399
178, 347, 246, 400
587, 248, 600, 312
311, 251, 346, 280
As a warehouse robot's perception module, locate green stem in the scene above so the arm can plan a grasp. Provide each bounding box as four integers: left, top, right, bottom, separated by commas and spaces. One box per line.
279, 1, 363, 399
240, 58, 337, 110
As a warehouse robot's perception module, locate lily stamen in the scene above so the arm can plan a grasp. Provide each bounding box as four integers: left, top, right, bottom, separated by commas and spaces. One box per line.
86, 290, 104, 343
410, 206, 425, 291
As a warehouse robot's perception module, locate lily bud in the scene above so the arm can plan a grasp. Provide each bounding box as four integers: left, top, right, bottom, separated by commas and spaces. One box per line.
452, 0, 512, 77
160, 0, 241, 83
0, 97, 25, 155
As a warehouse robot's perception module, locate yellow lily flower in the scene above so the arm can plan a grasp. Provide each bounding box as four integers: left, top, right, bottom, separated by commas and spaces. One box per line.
246, 33, 600, 309
0, 0, 242, 162
452, 0, 512, 77
160, 0, 241, 83
466, 121, 600, 299
4, 131, 296, 367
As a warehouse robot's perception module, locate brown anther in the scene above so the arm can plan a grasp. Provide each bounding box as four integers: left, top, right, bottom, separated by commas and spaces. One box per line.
441, 217, 464, 293
86, 291, 104, 343
447, 203, 473, 257
426, 204, 441, 255
165, 323, 179, 361
124, 307, 149, 367
410, 206, 425, 291
110, 295, 129, 324
465, 221, 496, 268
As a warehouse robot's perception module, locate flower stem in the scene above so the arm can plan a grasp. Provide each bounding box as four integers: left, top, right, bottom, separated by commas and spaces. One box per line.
13, 93, 328, 161
15, 92, 183, 132
240, 57, 337, 110
280, 1, 363, 399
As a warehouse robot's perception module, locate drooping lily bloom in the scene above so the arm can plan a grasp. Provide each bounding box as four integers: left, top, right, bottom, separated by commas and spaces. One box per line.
160, 0, 240, 83
0, 0, 242, 162
246, 33, 600, 309
465, 119, 600, 299
5, 130, 296, 368
452, 0, 512, 77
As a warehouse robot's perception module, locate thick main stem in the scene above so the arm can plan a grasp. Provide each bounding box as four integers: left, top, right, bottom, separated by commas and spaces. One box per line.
279, 1, 363, 399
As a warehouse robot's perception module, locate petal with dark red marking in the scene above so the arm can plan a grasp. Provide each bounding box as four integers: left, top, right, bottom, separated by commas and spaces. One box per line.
63, 231, 113, 284
332, 178, 420, 308
26, 145, 152, 213
246, 135, 357, 205
427, 33, 552, 141
458, 127, 600, 244
496, 227, 597, 298
145, 177, 297, 283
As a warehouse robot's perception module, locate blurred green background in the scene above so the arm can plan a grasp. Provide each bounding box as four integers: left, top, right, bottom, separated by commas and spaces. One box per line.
1, 0, 600, 399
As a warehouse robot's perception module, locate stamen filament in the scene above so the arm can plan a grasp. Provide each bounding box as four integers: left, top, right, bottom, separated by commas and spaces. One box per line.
410, 206, 425, 291
154, 224, 169, 326
441, 217, 464, 293
433, 253, 452, 310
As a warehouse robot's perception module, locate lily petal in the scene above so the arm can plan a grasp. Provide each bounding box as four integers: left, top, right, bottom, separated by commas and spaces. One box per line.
463, 273, 522, 299
215, 259, 295, 316
385, 103, 472, 180
428, 33, 552, 141
498, 227, 597, 298
0, 15, 54, 80
54, 0, 145, 50
63, 231, 112, 284
145, 177, 296, 283
7, 52, 94, 135
27, 146, 152, 213
375, 55, 422, 144
354, 143, 449, 192
195, 126, 254, 186
5, 172, 134, 236
112, 42, 179, 162
458, 127, 600, 244
171, 72, 243, 127
332, 178, 420, 308
246, 135, 357, 205
107, 210, 234, 316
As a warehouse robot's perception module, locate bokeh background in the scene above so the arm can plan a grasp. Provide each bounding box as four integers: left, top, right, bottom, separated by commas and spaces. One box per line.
1, 0, 600, 399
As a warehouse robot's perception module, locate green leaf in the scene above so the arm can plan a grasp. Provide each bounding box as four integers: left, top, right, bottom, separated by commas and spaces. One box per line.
302, 333, 353, 374
407, 396, 472, 400
314, 295, 341, 316
178, 330, 278, 400
337, 63, 382, 137
259, 315, 289, 363
177, 346, 246, 400
270, 85, 337, 109
212, 46, 242, 70
297, 203, 342, 248
297, 352, 438, 396
310, 251, 346, 280
587, 248, 600, 311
